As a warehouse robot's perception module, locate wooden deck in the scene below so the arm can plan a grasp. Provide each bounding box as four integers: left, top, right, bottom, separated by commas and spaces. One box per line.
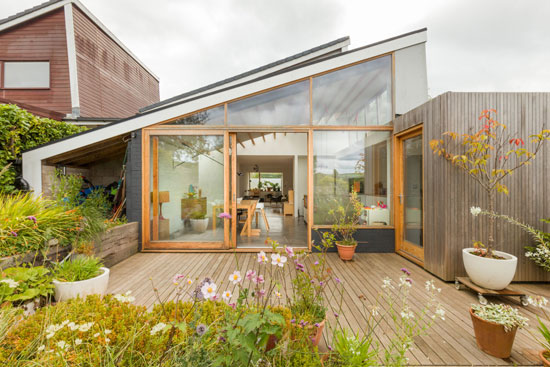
107, 252, 549, 366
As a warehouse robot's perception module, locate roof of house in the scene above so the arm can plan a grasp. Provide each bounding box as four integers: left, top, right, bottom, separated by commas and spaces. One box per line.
140, 36, 350, 113
0, 0, 158, 81
22, 28, 428, 188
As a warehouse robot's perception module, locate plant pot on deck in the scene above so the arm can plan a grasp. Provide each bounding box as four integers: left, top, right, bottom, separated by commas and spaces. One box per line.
292, 319, 326, 347
336, 241, 357, 261
462, 248, 517, 290
540, 350, 550, 367
190, 218, 209, 233
53, 267, 110, 302
469, 308, 518, 358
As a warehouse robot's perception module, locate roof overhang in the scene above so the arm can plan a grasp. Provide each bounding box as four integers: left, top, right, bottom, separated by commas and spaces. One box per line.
0, 0, 158, 81
23, 28, 427, 193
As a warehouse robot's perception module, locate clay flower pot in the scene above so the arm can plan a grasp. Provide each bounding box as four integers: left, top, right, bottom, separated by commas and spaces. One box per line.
336, 242, 357, 261
540, 350, 550, 367
469, 308, 518, 358
292, 319, 326, 347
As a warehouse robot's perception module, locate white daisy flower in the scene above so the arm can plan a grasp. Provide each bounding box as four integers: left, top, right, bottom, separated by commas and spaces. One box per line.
201, 282, 217, 299
258, 251, 268, 264
74, 338, 82, 346
150, 322, 168, 336
271, 253, 287, 267
56, 341, 68, 350
222, 290, 232, 302
470, 206, 482, 216
104, 329, 112, 335
37, 345, 45, 352
435, 307, 446, 320
275, 291, 282, 299
228, 271, 242, 285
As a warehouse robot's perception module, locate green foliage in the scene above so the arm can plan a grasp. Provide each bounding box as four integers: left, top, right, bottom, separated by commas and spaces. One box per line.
329, 191, 362, 246
0, 104, 86, 192
328, 328, 378, 366
0, 192, 79, 257
53, 257, 104, 282
471, 303, 528, 332
190, 211, 207, 220
0, 266, 53, 304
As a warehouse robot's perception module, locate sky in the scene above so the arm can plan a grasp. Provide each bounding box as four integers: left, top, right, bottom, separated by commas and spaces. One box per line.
3, 0, 550, 101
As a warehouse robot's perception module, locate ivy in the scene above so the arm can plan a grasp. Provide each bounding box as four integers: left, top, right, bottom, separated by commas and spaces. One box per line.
0, 104, 86, 192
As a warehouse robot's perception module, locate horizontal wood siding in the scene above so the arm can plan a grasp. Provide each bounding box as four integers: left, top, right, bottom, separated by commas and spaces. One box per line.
394, 92, 550, 281
0, 8, 71, 115
73, 5, 159, 118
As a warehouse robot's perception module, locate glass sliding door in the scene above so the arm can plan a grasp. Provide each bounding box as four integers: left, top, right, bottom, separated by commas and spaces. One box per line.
395, 126, 424, 264
146, 131, 227, 249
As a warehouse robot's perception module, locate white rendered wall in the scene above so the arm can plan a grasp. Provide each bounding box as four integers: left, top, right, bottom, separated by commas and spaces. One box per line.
394, 43, 429, 115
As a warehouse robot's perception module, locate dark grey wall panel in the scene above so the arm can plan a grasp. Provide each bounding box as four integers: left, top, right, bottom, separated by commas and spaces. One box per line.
126, 130, 142, 250
312, 228, 395, 253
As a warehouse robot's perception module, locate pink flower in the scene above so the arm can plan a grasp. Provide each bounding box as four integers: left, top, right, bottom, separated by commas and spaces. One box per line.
10, 231, 17, 237
172, 274, 185, 284
218, 212, 232, 219
257, 251, 268, 264
400, 268, 411, 276
284, 246, 295, 258
257, 289, 266, 298
245, 270, 256, 280
253, 275, 264, 284
27, 216, 37, 223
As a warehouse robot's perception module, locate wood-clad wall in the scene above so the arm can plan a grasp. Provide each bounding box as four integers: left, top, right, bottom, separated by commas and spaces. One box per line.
72, 5, 159, 118
0, 8, 72, 115
394, 92, 550, 281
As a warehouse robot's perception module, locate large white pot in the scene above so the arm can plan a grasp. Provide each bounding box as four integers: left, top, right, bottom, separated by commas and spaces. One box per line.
190, 218, 209, 233
53, 267, 110, 302
462, 248, 517, 290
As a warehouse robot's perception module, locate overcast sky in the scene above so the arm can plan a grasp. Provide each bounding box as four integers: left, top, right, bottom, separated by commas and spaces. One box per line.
4, 0, 550, 100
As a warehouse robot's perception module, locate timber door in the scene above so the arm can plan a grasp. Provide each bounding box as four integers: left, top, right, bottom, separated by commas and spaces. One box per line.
394, 125, 424, 265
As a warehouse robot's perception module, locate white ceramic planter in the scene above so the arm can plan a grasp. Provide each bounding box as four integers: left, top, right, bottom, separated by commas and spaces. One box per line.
190, 218, 209, 233
53, 267, 110, 302
462, 248, 517, 290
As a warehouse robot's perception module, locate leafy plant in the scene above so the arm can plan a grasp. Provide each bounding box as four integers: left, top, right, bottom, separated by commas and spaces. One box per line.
471, 209, 550, 271
0, 192, 80, 257
471, 303, 528, 332
53, 257, 104, 282
0, 104, 85, 192
329, 191, 362, 246
190, 211, 207, 220
0, 266, 53, 304
430, 109, 550, 257
328, 328, 378, 366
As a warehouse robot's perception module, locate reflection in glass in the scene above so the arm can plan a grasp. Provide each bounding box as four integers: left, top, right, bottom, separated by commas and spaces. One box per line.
312, 55, 392, 126
228, 80, 309, 125
313, 131, 391, 225
403, 135, 423, 247
150, 135, 225, 242
168, 106, 225, 125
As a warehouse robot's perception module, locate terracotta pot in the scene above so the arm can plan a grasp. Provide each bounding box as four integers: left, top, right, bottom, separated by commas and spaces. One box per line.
265, 334, 278, 352
336, 243, 357, 261
292, 319, 326, 347
539, 350, 550, 367
469, 308, 518, 358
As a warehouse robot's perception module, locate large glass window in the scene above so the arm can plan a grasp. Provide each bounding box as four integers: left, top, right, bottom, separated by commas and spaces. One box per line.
167, 106, 224, 125
3, 61, 50, 88
228, 80, 309, 125
312, 56, 392, 126
248, 172, 283, 191
313, 130, 391, 225
150, 135, 225, 242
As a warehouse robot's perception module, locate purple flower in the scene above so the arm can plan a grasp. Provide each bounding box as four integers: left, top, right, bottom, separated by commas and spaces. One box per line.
290, 319, 296, 324
228, 303, 236, 309
310, 280, 315, 284
218, 212, 232, 219
285, 246, 295, 258
10, 231, 17, 237
400, 268, 411, 276
335, 277, 341, 284
328, 345, 333, 351
218, 336, 226, 342
406, 278, 413, 284
27, 216, 37, 223
319, 281, 324, 286
314, 261, 319, 265
314, 323, 320, 328
334, 312, 339, 318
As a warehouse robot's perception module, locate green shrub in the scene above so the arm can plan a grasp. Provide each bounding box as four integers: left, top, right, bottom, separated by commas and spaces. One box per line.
0, 104, 86, 193
53, 257, 104, 282
0, 266, 53, 305
0, 192, 80, 257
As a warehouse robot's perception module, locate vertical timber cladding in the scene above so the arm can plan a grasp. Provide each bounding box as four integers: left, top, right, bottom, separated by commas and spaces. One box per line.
393, 92, 550, 282
126, 130, 143, 249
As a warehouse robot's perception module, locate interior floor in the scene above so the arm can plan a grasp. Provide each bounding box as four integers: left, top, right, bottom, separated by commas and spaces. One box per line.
237, 205, 308, 248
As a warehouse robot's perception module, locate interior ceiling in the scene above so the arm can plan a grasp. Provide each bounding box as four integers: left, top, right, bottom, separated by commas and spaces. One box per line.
44, 134, 128, 167
238, 155, 294, 165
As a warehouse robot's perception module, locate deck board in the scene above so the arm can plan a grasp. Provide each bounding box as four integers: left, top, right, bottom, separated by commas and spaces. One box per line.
107, 253, 547, 366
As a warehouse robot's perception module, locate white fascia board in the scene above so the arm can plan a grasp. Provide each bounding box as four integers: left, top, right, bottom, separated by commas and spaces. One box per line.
64, 3, 80, 117
22, 30, 426, 194
147, 38, 351, 112
0, 0, 159, 82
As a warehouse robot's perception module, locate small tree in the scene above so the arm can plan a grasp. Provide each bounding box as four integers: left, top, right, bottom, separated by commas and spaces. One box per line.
430, 109, 550, 257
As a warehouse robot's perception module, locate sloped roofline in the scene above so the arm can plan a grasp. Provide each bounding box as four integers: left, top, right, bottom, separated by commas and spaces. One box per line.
140, 36, 351, 113
22, 28, 427, 193
0, 0, 159, 81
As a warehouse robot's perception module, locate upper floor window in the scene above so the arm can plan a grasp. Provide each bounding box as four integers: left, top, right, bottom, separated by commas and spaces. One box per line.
3, 61, 50, 88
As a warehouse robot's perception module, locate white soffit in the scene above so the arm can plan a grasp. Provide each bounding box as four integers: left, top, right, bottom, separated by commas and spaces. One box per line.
23, 29, 427, 165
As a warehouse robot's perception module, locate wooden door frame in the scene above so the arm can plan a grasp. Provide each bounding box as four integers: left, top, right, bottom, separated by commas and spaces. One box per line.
142, 128, 228, 250
393, 124, 424, 266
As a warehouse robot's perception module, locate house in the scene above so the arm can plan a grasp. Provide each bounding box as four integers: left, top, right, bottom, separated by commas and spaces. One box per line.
22, 28, 429, 256
0, 0, 159, 125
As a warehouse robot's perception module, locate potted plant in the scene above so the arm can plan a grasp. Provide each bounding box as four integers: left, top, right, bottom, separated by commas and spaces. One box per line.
469, 303, 528, 358
52, 256, 109, 302
430, 109, 550, 290
329, 191, 363, 261
190, 211, 209, 233
526, 295, 550, 366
